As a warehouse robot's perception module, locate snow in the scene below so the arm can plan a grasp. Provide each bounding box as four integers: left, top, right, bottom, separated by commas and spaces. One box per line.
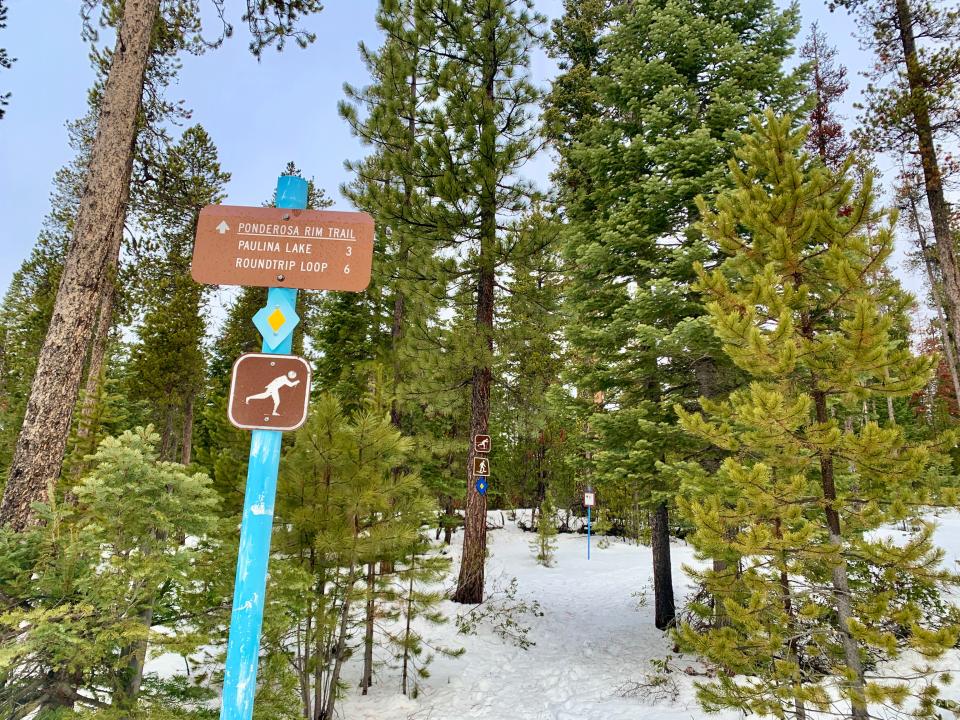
145, 510, 960, 719
338, 515, 730, 720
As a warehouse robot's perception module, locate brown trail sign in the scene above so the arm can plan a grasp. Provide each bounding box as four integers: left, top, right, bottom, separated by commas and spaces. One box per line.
228, 353, 312, 432
192, 205, 374, 291
472, 456, 490, 477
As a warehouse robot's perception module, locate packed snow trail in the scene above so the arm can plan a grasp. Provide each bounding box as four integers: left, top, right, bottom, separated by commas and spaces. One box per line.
340, 516, 732, 720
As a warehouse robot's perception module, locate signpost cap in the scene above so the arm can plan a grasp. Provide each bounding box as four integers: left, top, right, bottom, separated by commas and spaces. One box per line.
276, 174, 309, 209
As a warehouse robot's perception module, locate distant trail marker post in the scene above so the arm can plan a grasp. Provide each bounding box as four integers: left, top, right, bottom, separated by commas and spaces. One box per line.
191, 176, 374, 720
584, 487, 595, 560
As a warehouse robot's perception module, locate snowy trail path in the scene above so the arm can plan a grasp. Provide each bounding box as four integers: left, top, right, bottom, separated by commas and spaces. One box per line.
341, 519, 732, 720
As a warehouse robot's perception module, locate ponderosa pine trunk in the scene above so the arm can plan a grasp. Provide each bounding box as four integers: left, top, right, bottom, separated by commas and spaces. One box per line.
894, 0, 960, 370
452, 263, 493, 604
76, 264, 117, 444
650, 501, 675, 630
453, 26, 497, 605
1, 0, 159, 531
915, 211, 960, 406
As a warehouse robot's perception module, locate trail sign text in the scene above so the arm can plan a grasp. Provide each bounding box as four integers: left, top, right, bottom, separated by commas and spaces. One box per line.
584, 491, 595, 507
193, 205, 374, 291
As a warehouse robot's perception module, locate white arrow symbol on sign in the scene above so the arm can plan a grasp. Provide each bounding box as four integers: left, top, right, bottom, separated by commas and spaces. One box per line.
216, 221, 230, 234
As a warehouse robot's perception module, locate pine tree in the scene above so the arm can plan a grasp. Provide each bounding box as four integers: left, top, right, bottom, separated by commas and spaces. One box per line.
549, 0, 802, 630
259, 392, 434, 720
800, 23, 851, 168
836, 0, 960, 398
417, 0, 543, 605
0, 427, 220, 717
494, 208, 569, 511
675, 112, 959, 720
2, 0, 328, 531
126, 125, 229, 465
0, 0, 13, 119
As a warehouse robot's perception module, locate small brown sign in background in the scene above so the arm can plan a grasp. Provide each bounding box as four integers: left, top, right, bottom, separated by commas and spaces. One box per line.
192, 205, 374, 291
474, 434, 491, 453
472, 456, 491, 477
228, 353, 312, 432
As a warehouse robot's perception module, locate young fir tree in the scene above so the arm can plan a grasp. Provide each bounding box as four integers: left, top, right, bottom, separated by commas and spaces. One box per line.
258, 393, 436, 720
390, 535, 463, 698
675, 112, 960, 720
531, 489, 559, 567
549, 0, 802, 630
0, 427, 220, 717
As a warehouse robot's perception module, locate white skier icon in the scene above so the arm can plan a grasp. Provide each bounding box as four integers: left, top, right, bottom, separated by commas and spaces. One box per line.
245, 370, 300, 416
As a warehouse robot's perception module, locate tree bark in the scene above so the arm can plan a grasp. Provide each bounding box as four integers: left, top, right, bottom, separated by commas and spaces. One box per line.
180, 392, 194, 466
650, 501, 676, 630
453, 22, 497, 605
76, 266, 117, 444
813, 389, 868, 720
1, 0, 159, 531
916, 220, 960, 406
322, 561, 357, 720
360, 562, 375, 694
894, 0, 960, 369
774, 516, 807, 720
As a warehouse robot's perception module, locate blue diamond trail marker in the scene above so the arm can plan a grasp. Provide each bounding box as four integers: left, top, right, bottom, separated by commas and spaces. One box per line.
192, 176, 374, 720
475, 477, 488, 496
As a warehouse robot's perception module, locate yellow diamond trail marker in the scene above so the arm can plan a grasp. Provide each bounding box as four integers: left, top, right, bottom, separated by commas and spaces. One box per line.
267, 308, 286, 332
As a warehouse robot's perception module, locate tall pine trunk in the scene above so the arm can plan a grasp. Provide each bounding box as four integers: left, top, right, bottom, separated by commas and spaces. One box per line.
453, 27, 497, 605
650, 501, 676, 629
894, 0, 960, 369
1, 0, 159, 530
915, 209, 960, 405
76, 259, 118, 444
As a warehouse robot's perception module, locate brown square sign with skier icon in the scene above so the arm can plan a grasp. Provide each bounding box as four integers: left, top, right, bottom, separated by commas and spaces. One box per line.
228, 353, 312, 432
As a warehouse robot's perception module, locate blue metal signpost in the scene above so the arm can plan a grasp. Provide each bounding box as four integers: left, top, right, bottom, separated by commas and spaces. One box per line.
219, 175, 308, 720
587, 504, 591, 560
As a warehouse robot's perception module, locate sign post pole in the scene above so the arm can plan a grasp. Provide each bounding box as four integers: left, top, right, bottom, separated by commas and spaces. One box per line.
587, 504, 591, 560
219, 175, 308, 720
584, 486, 595, 561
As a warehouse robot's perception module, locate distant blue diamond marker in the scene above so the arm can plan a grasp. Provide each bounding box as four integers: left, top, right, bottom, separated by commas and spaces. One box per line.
253, 296, 300, 350
475, 477, 488, 495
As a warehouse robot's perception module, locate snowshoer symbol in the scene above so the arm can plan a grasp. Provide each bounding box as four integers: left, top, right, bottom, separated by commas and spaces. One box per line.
245, 370, 301, 416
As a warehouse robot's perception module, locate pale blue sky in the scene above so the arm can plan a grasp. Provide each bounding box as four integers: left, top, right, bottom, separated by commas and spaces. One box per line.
1, 0, 895, 302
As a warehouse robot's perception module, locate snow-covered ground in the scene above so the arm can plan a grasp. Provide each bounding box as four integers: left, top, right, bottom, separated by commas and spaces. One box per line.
339, 514, 732, 720
149, 510, 960, 719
